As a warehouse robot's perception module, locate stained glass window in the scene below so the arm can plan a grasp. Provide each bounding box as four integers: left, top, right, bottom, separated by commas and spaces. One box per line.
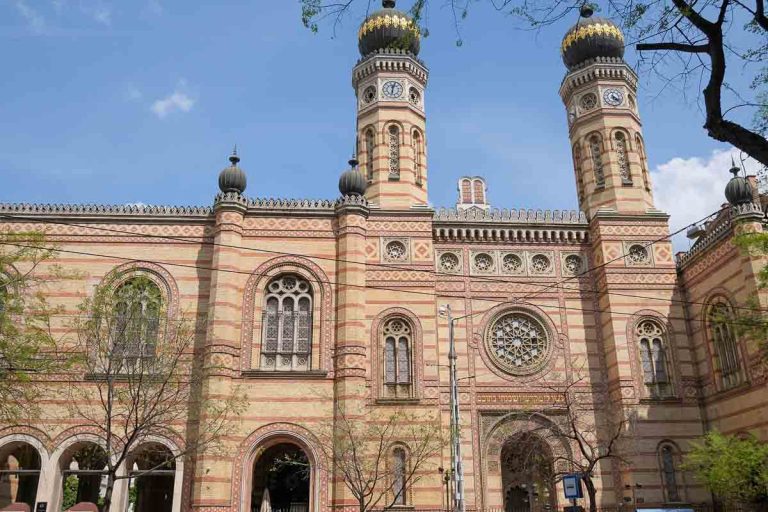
660, 445, 680, 502
573, 144, 585, 204
636, 320, 672, 398
392, 447, 407, 505
708, 302, 742, 390
365, 129, 375, 181
261, 275, 312, 371
112, 277, 162, 363
615, 131, 632, 184
413, 130, 423, 186
383, 318, 412, 397
589, 135, 605, 187
488, 312, 550, 375
388, 125, 400, 178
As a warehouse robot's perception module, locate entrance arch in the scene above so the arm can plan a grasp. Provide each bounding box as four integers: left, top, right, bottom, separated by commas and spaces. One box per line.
501, 433, 556, 512
251, 443, 310, 512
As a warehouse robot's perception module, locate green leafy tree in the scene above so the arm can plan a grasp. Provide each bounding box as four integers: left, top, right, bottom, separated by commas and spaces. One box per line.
300, 0, 768, 167
0, 230, 73, 423
731, 233, 768, 361
684, 430, 768, 505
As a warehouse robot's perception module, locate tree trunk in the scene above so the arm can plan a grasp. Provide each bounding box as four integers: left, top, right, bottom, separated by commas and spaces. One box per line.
102, 473, 115, 512
583, 476, 598, 512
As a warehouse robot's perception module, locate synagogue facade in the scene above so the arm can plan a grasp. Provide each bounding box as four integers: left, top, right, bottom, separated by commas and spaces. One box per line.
1, 1, 767, 511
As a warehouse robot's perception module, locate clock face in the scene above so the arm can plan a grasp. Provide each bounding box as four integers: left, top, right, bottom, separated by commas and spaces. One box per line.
603, 88, 624, 106
382, 80, 403, 99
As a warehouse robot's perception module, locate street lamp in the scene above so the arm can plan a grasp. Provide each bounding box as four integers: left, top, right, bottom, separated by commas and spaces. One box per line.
439, 304, 465, 512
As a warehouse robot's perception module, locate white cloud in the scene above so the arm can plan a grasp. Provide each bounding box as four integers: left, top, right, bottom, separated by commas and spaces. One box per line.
150, 88, 195, 119
14, 0, 45, 33
651, 148, 762, 251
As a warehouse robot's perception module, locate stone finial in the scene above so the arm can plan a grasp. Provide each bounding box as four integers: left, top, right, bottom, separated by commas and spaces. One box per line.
218, 147, 247, 195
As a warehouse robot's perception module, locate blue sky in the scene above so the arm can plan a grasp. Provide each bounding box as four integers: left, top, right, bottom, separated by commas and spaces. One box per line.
0, 0, 753, 245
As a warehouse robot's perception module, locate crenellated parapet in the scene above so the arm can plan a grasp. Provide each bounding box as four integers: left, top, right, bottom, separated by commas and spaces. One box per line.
0, 202, 213, 217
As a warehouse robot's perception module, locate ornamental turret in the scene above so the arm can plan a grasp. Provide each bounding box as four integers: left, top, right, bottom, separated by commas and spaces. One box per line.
559, 8, 655, 218
353, 0, 428, 209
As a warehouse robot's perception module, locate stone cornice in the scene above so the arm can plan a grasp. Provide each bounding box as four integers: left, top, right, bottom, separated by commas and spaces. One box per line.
352, 49, 429, 88
559, 57, 639, 100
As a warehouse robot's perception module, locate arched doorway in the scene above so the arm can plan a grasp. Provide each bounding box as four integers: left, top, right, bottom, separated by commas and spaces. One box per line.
0, 442, 41, 509
501, 433, 556, 512
251, 443, 310, 512
59, 442, 109, 511
127, 443, 176, 512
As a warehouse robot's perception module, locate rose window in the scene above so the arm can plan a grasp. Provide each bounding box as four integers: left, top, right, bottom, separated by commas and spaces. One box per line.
386, 241, 407, 261
502, 254, 523, 273
580, 93, 597, 111
628, 244, 649, 264
439, 252, 460, 273
488, 312, 550, 374
474, 253, 494, 272
564, 254, 582, 274
531, 254, 551, 273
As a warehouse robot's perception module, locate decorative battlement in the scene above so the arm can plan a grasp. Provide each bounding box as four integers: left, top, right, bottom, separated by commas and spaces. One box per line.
677, 213, 733, 268
434, 208, 586, 223
352, 49, 428, 87
559, 57, 638, 99
0, 202, 213, 217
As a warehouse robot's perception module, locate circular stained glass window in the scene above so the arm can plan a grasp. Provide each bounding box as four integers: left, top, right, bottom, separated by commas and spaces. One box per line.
439, 252, 460, 273
487, 311, 551, 375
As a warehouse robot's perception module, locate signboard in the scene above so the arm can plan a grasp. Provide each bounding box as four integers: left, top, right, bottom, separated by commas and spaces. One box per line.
36, 503, 48, 512
562, 474, 583, 499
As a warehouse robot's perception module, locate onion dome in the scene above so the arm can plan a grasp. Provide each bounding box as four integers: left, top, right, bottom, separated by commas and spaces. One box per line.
561, 9, 625, 69
339, 157, 367, 196
724, 161, 753, 206
358, 0, 420, 57
218, 147, 247, 194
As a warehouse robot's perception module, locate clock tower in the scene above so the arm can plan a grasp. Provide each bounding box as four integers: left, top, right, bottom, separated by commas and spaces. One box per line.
559, 12, 655, 217
353, 0, 428, 209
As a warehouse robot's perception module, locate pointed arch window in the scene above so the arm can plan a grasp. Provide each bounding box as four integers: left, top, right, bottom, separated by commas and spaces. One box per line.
635, 134, 651, 191
636, 319, 673, 398
589, 135, 605, 188
659, 444, 681, 502
388, 125, 400, 179
708, 301, 743, 390
615, 131, 632, 185
112, 277, 162, 362
573, 144, 585, 204
392, 447, 407, 505
412, 130, 423, 186
383, 317, 412, 398
261, 275, 312, 371
365, 128, 375, 181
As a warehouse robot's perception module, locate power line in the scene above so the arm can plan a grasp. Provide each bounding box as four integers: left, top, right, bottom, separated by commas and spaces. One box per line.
2, 206, 761, 315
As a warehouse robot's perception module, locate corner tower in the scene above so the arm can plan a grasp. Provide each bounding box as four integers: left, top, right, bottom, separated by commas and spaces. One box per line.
353, 0, 429, 208
559, 11, 654, 217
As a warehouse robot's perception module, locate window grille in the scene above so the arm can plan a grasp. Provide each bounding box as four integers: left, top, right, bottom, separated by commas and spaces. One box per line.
382, 318, 412, 397
388, 125, 400, 178
708, 302, 742, 390
261, 275, 313, 371
589, 135, 605, 187
636, 320, 673, 398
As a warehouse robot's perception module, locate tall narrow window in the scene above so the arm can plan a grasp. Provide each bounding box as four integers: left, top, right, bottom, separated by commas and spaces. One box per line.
573, 144, 585, 204
365, 129, 375, 181
392, 447, 407, 505
112, 277, 162, 363
261, 275, 313, 371
636, 135, 651, 191
472, 179, 485, 204
589, 135, 605, 187
660, 444, 681, 502
412, 130, 423, 186
615, 131, 632, 184
461, 178, 472, 204
382, 317, 413, 398
708, 302, 743, 390
388, 125, 400, 179
636, 319, 672, 398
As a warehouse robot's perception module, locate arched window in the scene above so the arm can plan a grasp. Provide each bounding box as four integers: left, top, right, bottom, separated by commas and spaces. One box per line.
0, 442, 41, 510
60, 443, 108, 511
708, 301, 743, 390
261, 275, 313, 371
635, 134, 651, 191
365, 128, 375, 181
473, 178, 485, 204
589, 135, 605, 187
388, 125, 400, 179
412, 130, 423, 186
572, 144, 585, 204
128, 443, 176, 512
636, 319, 673, 398
615, 131, 632, 185
659, 444, 681, 502
112, 277, 162, 362
383, 317, 412, 398
460, 178, 472, 204
392, 447, 407, 505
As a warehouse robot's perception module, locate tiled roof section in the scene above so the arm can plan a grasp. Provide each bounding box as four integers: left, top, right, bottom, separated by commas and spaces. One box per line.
0, 202, 213, 216
434, 207, 587, 224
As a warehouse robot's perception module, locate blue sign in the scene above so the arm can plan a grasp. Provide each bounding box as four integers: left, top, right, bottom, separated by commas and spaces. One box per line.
562, 474, 583, 499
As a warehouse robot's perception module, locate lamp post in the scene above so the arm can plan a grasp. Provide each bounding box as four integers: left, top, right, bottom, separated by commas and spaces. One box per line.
439, 304, 464, 512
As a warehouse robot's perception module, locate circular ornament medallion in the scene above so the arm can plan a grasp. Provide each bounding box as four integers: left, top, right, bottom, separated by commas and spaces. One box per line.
485, 310, 552, 375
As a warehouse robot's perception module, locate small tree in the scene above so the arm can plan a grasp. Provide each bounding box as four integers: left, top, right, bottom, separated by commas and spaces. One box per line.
314, 403, 444, 512
65, 277, 244, 510
526, 378, 629, 512
684, 430, 768, 506
0, 230, 72, 423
